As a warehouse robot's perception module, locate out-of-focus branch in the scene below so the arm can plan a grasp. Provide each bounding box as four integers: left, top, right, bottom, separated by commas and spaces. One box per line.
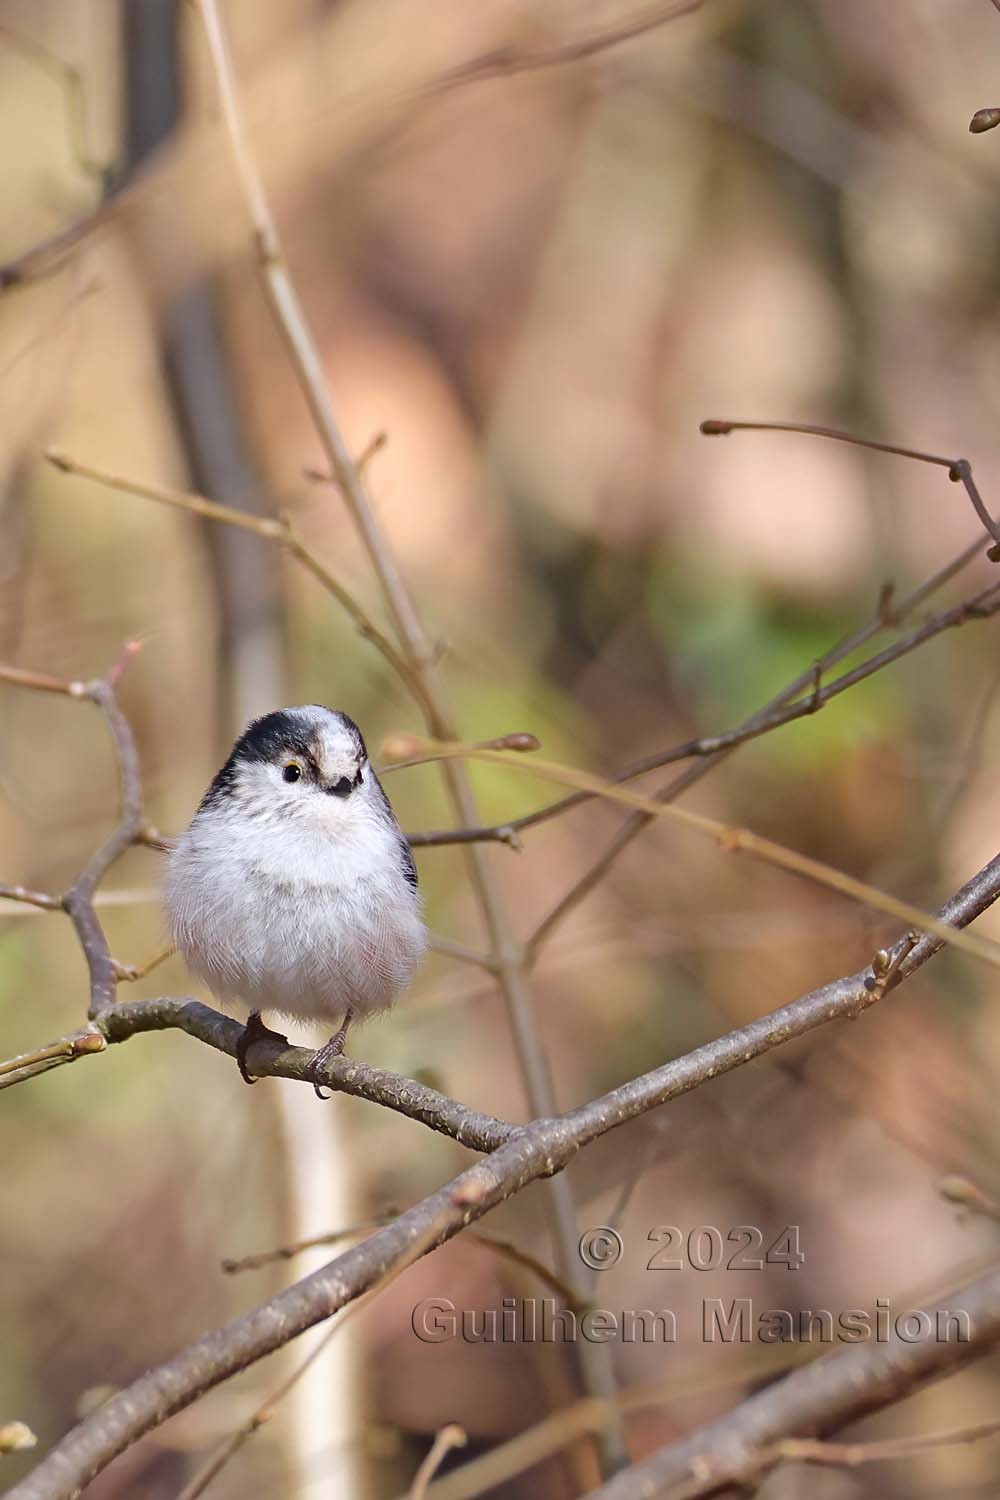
176, 1213, 449, 1500
520, 425, 1000, 948
700, 418, 1000, 556
407, 566, 1000, 850
223, 1216, 581, 1305
581, 1269, 1000, 1500
427, 0, 706, 91
190, 0, 626, 1471
11, 842, 1000, 1500
765, 1420, 1000, 1470
410, 1426, 468, 1500
393, 741, 1000, 971
44, 449, 428, 710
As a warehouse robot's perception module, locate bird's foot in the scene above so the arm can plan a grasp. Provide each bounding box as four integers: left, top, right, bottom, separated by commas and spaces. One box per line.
236, 1010, 289, 1085
307, 1009, 353, 1100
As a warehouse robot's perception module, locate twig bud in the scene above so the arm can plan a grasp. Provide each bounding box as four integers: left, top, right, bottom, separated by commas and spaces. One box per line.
380, 733, 425, 762
0, 1422, 36, 1453
484, 733, 541, 753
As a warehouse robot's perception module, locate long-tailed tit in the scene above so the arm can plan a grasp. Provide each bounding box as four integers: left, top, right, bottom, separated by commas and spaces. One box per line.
164, 706, 426, 1095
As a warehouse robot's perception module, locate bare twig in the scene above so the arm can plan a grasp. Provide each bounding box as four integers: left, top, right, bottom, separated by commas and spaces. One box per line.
44, 450, 428, 710
0, 885, 61, 911
61, 641, 145, 1017
410, 1426, 467, 1500
395, 741, 1000, 971
1, 642, 145, 1016
226, 1217, 582, 1308
520, 424, 1000, 949
700, 417, 1000, 554
177, 1213, 448, 1500
408, 544, 995, 850
430, 0, 706, 91
113, 946, 174, 982
768, 1419, 1000, 1469
221, 1215, 399, 1274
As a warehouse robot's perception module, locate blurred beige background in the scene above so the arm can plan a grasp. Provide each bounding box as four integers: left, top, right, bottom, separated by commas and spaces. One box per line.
3, 1, 1000, 1496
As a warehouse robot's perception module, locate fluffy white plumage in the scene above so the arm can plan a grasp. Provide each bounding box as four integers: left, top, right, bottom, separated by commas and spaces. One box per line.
164, 707, 426, 1038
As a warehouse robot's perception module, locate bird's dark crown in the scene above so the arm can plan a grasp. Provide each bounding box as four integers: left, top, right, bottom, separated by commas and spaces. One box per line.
201, 707, 367, 808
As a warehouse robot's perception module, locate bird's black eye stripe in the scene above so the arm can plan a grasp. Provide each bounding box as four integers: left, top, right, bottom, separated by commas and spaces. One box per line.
283, 763, 302, 783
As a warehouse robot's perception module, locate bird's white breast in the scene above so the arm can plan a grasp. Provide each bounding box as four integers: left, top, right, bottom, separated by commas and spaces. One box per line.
164, 799, 426, 1023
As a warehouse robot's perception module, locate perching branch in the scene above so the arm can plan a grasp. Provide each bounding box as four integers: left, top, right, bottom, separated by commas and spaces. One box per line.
0, 997, 515, 1153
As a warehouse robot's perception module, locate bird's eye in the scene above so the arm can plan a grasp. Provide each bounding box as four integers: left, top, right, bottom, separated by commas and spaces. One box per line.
282, 763, 302, 783
329, 776, 353, 798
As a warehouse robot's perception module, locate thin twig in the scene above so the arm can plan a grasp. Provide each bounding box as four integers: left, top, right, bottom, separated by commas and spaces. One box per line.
408, 551, 997, 850
521, 427, 998, 948
769, 1419, 1000, 1469
44, 449, 428, 710
700, 417, 1000, 552
225, 1217, 583, 1307
176, 1214, 448, 1500
0, 996, 516, 1148
429, 0, 706, 90
61, 641, 146, 1017
410, 1426, 467, 1500
1, 643, 146, 1016
113, 946, 174, 982
0, 885, 61, 911
221, 1215, 399, 1274
393, 741, 1000, 972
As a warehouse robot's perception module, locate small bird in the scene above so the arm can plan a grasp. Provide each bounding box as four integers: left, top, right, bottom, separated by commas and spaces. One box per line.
164, 706, 427, 1096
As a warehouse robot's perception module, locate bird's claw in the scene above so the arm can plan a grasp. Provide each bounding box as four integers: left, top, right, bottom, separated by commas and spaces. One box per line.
307, 1011, 353, 1100
236, 1011, 289, 1085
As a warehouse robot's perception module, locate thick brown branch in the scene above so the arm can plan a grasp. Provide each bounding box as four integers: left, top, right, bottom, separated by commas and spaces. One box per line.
1, 997, 515, 1153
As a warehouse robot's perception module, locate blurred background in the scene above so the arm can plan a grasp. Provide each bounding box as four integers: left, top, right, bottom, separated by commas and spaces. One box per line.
4, 0, 1000, 1495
